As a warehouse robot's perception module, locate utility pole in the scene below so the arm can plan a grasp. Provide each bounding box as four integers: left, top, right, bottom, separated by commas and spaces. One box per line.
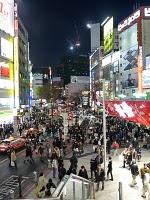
49, 66, 53, 125
102, 79, 107, 173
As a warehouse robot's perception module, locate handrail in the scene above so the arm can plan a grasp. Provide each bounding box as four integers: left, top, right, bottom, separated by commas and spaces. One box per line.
52, 173, 94, 198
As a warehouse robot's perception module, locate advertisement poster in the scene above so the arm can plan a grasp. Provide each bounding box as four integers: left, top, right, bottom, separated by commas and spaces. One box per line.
0, 0, 14, 36
120, 24, 138, 89
104, 17, 114, 55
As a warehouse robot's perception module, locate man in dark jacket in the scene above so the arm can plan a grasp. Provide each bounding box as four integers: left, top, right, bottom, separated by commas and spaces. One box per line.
107, 156, 113, 181
130, 160, 139, 187
58, 164, 66, 181
90, 156, 97, 179
70, 153, 78, 169
78, 166, 88, 179
96, 165, 105, 191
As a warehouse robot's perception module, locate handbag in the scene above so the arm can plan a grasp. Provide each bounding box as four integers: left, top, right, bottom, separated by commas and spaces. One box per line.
11, 161, 15, 167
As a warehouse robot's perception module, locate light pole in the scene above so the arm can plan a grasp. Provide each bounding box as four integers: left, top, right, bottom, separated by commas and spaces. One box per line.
49, 67, 53, 125
102, 79, 107, 173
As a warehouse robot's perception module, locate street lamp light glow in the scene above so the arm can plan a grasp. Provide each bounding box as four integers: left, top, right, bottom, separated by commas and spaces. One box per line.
86, 23, 91, 29
101, 17, 110, 26
76, 42, 80, 47
70, 46, 74, 50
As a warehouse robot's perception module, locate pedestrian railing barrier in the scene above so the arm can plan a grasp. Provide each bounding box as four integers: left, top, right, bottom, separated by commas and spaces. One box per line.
50, 173, 95, 200
118, 182, 123, 200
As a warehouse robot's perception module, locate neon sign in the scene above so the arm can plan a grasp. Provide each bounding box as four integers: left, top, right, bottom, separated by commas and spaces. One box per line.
145, 8, 150, 16
118, 7, 150, 32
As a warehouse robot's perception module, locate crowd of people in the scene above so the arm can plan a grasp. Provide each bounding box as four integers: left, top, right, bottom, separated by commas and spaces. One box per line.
1, 107, 150, 199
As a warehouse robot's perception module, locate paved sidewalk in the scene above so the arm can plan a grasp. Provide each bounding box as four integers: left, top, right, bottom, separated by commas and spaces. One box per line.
25, 146, 150, 200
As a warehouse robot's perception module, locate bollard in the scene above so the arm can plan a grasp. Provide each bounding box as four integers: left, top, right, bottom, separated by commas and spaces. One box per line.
118, 182, 123, 200
48, 159, 51, 169
9, 190, 14, 199
33, 171, 38, 183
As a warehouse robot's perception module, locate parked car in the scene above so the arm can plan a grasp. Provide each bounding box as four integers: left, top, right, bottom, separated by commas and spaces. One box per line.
0, 137, 26, 153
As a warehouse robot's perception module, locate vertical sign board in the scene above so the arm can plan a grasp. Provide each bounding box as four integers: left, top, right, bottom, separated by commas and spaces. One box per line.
14, 36, 19, 109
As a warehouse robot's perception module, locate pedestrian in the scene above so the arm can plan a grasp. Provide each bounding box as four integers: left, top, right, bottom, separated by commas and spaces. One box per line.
38, 172, 46, 190
70, 152, 78, 169
141, 173, 150, 199
38, 186, 46, 198
140, 164, 150, 185
78, 165, 88, 179
24, 143, 34, 163
130, 160, 139, 187
45, 178, 56, 197
11, 149, 17, 169
38, 143, 44, 161
107, 156, 113, 181
112, 141, 119, 156
96, 165, 105, 191
51, 157, 58, 178
58, 164, 66, 181
90, 156, 97, 180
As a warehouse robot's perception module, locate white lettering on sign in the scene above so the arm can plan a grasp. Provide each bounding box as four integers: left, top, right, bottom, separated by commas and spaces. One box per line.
145, 8, 150, 16
114, 102, 134, 118
118, 10, 140, 32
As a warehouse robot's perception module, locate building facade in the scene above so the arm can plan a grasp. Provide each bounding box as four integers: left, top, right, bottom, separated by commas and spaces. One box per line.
18, 18, 30, 106
0, 0, 14, 123
90, 6, 150, 109
59, 54, 89, 86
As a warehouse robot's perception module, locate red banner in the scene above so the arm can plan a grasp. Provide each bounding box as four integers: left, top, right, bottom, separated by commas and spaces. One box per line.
105, 100, 150, 126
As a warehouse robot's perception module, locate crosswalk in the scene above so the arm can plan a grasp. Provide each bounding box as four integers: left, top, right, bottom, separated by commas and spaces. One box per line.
0, 175, 27, 199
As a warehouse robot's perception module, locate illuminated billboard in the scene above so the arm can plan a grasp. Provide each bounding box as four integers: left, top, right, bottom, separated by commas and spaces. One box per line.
0, 0, 14, 36
120, 24, 138, 89
1, 38, 13, 60
0, 60, 14, 123
104, 17, 114, 54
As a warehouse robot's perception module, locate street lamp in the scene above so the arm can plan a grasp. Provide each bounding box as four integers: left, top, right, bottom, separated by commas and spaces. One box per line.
70, 46, 74, 51
86, 23, 92, 29
101, 17, 110, 26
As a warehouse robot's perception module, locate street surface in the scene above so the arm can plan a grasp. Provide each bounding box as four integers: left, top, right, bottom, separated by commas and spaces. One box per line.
25, 144, 150, 200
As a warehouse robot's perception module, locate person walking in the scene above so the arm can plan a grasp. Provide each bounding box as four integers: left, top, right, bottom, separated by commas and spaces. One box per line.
141, 173, 150, 199
90, 156, 97, 180
58, 164, 66, 182
70, 153, 78, 169
130, 160, 139, 187
51, 157, 58, 178
96, 165, 105, 191
24, 143, 34, 163
107, 157, 113, 181
11, 149, 17, 169
140, 164, 150, 185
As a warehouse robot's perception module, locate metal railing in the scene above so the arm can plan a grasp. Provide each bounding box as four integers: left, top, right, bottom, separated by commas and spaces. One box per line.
51, 173, 95, 200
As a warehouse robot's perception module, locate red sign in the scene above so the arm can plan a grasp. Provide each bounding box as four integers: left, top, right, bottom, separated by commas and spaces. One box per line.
105, 100, 150, 126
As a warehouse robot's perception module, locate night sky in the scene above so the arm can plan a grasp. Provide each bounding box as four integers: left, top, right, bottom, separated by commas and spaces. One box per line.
18, 0, 150, 69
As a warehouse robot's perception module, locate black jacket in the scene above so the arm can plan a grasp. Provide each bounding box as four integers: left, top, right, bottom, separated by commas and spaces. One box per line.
131, 164, 139, 175
96, 169, 105, 182
58, 167, 66, 180
78, 169, 88, 179
108, 160, 112, 171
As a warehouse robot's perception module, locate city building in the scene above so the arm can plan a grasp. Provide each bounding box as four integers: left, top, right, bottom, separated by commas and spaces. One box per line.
59, 54, 89, 86
14, 2, 31, 110
32, 67, 50, 100
0, 0, 14, 123
18, 18, 30, 106
90, 6, 150, 109
65, 76, 90, 97
118, 6, 150, 98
